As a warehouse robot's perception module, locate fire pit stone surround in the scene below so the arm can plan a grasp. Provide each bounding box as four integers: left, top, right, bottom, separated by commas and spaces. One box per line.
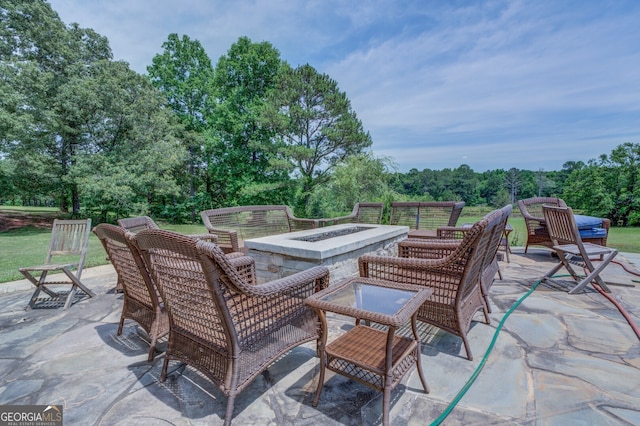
245, 224, 409, 284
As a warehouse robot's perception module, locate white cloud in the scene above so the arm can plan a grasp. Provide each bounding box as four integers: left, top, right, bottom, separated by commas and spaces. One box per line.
47, 0, 640, 171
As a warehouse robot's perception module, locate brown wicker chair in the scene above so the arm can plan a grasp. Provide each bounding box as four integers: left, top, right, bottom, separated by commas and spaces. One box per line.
542, 205, 618, 294
93, 223, 168, 361
403, 205, 513, 314
132, 229, 330, 426
318, 202, 385, 226
117, 216, 160, 233
389, 201, 465, 239
518, 197, 567, 252
359, 210, 504, 361
113, 215, 222, 292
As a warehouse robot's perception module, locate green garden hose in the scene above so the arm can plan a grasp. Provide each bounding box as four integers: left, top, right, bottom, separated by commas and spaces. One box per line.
429, 278, 543, 426
430, 270, 640, 425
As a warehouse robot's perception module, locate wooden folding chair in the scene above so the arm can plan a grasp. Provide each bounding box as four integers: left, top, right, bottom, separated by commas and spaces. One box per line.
542, 205, 618, 294
19, 219, 95, 309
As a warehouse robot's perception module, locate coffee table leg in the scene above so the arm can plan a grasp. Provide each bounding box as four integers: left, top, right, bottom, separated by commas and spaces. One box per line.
382, 327, 398, 426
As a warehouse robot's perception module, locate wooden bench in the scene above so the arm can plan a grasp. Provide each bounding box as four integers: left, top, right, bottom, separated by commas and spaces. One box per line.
389, 201, 465, 239
200, 205, 318, 253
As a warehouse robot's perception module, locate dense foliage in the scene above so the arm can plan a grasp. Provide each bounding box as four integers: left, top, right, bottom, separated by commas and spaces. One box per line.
1, 1, 638, 225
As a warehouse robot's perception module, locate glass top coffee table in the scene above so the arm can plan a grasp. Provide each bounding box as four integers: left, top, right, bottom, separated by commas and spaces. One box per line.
304, 277, 433, 426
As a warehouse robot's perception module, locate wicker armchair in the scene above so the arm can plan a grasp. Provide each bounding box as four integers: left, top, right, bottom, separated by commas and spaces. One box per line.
93, 224, 168, 361
359, 211, 504, 361
518, 197, 567, 252
117, 216, 160, 233
113, 216, 220, 292
318, 202, 385, 226
402, 205, 512, 314
390, 201, 465, 239
132, 229, 330, 426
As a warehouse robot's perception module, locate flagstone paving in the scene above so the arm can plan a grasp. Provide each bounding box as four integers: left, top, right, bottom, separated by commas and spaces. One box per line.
1, 248, 639, 425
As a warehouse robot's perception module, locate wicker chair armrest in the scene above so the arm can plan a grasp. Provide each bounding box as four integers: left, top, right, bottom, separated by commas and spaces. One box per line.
436, 225, 472, 239
359, 253, 456, 276
358, 255, 467, 302
517, 201, 544, 222
201, 227, 239, 251
185, 233, 218, 243
400, 238, 463, 250
225, 251, 245, 259
399, 238, 461, 259
225, 253, 257, 284
245, 266, 329, 297
289, 217, 319, 231
318, 212, 356, 227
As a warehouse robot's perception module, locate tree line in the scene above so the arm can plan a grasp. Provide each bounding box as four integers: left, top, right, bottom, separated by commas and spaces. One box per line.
1, 1, 638, 226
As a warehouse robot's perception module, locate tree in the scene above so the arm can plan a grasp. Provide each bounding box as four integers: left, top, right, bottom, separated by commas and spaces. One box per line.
208, 36, 292, 207
1, 0, 113, 213
451, 164, 480, 204
307, 153, 397, 218
600, 143, 640, 225
1, 1, 187, 219
69, 60, 188, 221
147, 33, 214, 220
263, 63, 372, 209
562, 160, 613, 219
504, 168, 521, 205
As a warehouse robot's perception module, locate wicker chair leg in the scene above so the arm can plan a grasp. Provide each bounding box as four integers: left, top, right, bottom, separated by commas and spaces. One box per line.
147, 317, 161, 362
412, 317, 430, 394
147, 345, 156, 362
461, 336, 473, 361
223, 395, 236, 426
482, 307, 490, 324
312, 357, 326, 407
160, 357, 170, 382
117, 315, 125, 335
482, 296, 492, 314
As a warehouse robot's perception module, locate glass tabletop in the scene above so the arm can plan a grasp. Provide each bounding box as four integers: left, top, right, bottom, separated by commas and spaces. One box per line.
319, 281, 418, 316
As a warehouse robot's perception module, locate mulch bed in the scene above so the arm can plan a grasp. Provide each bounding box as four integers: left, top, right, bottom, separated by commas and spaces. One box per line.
0, 211, 56, 232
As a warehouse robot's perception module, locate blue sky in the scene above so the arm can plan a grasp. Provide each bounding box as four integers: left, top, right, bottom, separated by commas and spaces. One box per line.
48, 0, 640, 172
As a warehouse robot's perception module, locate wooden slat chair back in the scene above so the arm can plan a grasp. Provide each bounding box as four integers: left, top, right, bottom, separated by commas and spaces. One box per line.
19, 219, 95, 310
132, 229, 329, 425
542, 205, 618, 294
93, 223, 168, 361
359, 213, 497, 361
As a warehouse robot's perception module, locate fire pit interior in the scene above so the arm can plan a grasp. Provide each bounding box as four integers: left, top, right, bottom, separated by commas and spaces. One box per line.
291, 226, 373, 242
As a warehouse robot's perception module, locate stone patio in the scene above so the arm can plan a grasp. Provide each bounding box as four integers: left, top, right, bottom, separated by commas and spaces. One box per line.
1, 247, 639, 425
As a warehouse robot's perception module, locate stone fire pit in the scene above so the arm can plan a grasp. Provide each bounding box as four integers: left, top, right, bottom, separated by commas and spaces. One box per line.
245, 224, 409, 284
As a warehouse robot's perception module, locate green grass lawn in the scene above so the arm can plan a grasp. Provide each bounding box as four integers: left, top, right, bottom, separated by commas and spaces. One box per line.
2, 208, 639, 284
0, 212, 212, 283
